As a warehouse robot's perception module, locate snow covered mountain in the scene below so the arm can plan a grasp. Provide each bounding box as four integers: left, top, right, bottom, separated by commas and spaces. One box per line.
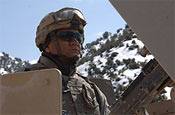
76, 25, 163, 99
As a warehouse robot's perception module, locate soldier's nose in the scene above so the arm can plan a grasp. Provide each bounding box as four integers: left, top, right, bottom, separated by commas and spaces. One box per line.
70, 38, 79, 45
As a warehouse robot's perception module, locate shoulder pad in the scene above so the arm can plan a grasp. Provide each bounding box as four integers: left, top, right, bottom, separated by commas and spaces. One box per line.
25, 63, 48, 71
75, 72, 92, 84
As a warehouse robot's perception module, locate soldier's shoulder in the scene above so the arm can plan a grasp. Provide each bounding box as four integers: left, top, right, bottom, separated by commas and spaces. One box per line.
75, 72, 91, 83
25, 63, 48, 71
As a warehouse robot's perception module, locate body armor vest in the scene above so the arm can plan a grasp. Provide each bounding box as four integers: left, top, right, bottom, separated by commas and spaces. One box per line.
62, 74, 100, 115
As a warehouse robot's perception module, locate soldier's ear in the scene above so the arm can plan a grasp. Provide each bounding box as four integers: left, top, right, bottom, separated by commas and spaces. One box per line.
45, 47, 50, 53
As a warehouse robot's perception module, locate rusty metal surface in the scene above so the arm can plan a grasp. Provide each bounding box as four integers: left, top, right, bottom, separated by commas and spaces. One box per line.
0, 69, 62, 115
109, 0, 175, 82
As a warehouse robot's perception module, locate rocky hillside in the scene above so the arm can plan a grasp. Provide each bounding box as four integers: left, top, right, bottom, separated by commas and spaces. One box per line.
77, 25, 168, 101
0, 52, 31, 76
77, 25, 156, 98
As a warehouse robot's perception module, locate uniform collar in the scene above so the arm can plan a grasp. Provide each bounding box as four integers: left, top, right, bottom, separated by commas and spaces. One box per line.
39, 52, 77, 76
38, 55, 58, 69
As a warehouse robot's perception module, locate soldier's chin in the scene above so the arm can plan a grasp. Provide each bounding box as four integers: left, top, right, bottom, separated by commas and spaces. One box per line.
69, 52, 80, 57
67, 53, 81, 58
72, 54, 81, 60
67, 55, 80, 64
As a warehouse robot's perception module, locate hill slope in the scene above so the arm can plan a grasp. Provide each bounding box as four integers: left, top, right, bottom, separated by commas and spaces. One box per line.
77, 25, 162, 99
0, 52, 31, 76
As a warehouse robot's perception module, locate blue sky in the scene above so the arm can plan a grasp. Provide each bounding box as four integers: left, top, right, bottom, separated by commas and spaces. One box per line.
0, 0, 126, 61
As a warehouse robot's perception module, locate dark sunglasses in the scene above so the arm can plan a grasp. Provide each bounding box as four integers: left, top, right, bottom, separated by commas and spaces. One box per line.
56, 31, 83, 44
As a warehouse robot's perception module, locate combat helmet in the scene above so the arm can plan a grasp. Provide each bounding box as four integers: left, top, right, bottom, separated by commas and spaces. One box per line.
35, 7, 87, 51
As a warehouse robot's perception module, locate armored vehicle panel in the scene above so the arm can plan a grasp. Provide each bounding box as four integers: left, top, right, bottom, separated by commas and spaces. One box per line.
0, 69, 62, 115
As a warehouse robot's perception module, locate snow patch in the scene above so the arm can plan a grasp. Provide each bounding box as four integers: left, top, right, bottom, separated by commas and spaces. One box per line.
0, 68, 8, 75
94, 44, 101, 50
117, 29, 123, 36
123, 69, 141, 80
30, 59, 38, 64
165, 87, 172, 100
77, 61, 90, 77
0, 52, 4, 57
99, 39, 107, 45
15, 61, 19, 64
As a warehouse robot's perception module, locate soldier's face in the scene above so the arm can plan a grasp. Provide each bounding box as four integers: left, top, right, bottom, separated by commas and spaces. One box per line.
46, 28, 82, 58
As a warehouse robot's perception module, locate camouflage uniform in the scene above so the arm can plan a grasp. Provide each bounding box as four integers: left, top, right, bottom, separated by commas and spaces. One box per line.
27, 7, 111, 115
25, 53, 110, 115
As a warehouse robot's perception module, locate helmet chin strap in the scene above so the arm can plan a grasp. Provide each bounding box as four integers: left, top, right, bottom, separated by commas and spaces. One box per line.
52, 36, 81, 65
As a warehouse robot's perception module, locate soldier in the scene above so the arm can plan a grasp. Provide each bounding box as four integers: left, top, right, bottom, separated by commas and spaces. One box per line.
25, 7, 110, 115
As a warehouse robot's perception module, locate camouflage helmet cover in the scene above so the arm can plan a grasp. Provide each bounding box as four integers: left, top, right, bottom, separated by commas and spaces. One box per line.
35, 7, 87, 51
